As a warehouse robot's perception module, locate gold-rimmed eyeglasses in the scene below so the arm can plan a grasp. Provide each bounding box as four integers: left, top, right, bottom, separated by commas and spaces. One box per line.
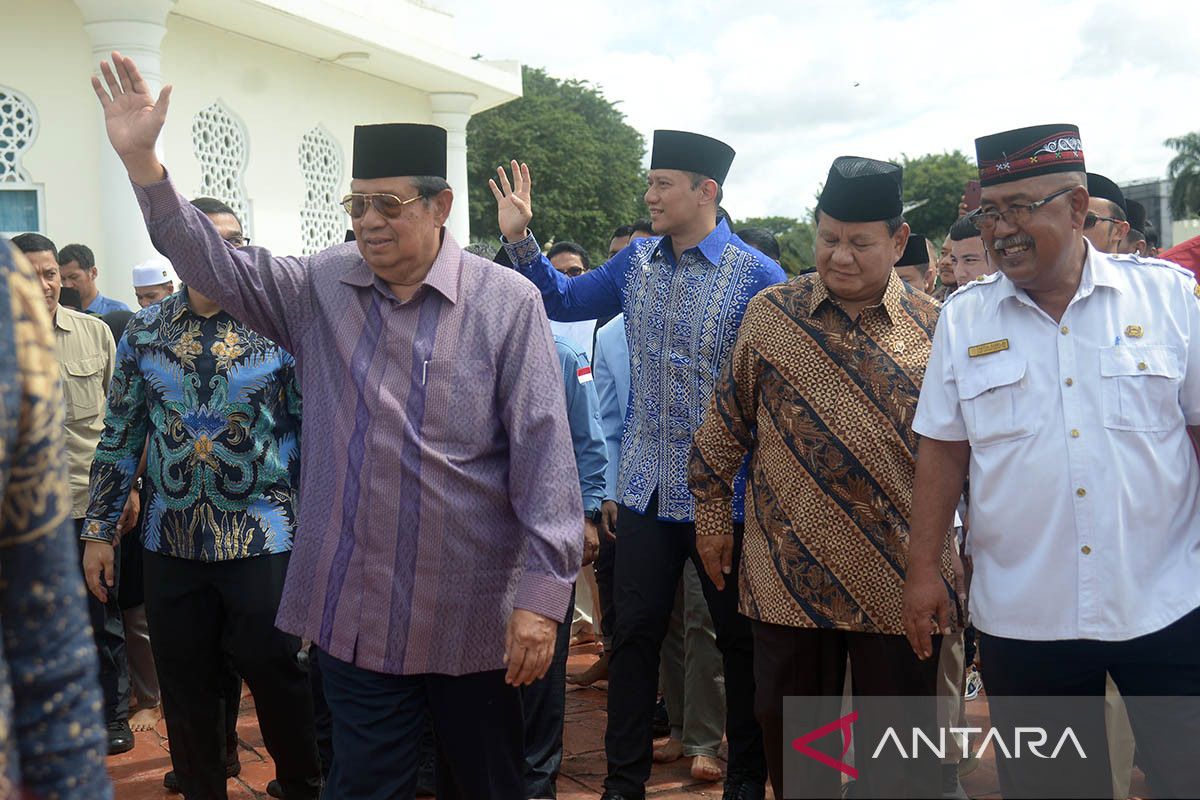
341, 192, 422, 219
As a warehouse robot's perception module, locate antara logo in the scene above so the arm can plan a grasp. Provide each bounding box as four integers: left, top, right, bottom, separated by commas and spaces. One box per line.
871, 726, 1086, 761
791, 711, 858, 779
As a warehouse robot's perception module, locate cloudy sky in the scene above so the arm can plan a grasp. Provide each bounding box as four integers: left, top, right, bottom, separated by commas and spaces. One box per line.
442, 0, 1199, 220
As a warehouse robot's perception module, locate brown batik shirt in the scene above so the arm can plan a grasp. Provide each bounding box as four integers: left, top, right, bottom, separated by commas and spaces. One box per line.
689, 271, 958, 635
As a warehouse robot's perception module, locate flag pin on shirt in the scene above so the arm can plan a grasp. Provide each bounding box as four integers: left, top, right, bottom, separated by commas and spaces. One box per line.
577, 366, 593, 384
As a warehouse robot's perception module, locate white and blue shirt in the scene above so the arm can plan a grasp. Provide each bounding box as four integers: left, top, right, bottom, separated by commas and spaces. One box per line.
505, 219, 784, 522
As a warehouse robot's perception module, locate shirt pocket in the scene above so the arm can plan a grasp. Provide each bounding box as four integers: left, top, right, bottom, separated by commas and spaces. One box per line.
61, 354, 106, 423
956, 354, 1034, 447
420, 359, 497, 458
1099, 345, 1181, 432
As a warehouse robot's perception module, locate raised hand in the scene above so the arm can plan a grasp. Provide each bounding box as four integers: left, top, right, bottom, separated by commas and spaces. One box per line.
90, 51, 171, 185
489, 160, 533, 242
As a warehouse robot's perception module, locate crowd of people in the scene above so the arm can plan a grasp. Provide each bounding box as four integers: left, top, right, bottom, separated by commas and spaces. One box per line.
2, 49, 1200, 800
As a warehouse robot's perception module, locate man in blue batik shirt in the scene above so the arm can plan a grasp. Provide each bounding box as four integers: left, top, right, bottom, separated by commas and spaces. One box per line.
492, 130, 785, 800
522, 335, 606, 799
80, 279, 322, 800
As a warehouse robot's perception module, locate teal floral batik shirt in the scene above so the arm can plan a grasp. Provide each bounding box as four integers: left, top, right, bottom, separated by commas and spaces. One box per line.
82, 289, 302, 561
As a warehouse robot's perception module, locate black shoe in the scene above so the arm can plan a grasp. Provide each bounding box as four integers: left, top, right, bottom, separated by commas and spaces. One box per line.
107, 720, 134, 755
162, 751, 241, 793
722, 778, 766, 800
266, 780, 284, 798
651, 696, 670, 738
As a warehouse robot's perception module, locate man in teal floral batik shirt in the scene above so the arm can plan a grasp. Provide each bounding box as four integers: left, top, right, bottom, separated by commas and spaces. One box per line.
81, 282, 321, 799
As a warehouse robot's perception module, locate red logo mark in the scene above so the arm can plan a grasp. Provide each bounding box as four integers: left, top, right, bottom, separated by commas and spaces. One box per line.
791, 711, 858, 779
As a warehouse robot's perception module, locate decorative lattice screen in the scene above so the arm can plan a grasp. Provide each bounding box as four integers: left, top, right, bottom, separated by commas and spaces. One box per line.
298, 126, 344, 254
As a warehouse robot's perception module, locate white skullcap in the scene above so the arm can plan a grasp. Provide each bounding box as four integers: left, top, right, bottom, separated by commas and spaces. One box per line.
131, 255, 175, 288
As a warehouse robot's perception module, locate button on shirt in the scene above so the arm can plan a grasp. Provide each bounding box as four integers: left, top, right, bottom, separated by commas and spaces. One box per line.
53, 304, 115, 518
131, 174, 582, 676
913, 240, 1200, 641
554, 336, 607, 515
82, 290, 302, 561
504, 220, 785, 522
690, 273, 957, 634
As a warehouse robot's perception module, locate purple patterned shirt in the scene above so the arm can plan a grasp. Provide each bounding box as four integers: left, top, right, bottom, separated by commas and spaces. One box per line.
132, 176, 582, 676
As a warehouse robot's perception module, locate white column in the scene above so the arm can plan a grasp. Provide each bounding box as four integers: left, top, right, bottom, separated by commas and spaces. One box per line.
430, 92, 476, 244
75, 0, 175, 306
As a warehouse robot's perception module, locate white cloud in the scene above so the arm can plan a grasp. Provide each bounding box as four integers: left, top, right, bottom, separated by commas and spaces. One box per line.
442, 0, 1200, 220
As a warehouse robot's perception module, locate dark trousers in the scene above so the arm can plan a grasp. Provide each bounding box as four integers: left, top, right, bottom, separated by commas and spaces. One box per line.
752, 622, 941, 799
76, 519, 131, 724
317, 649, 524, 800
308, 644, 334, 779
144, 551, 320, 800
981, 607, 1200, 800
594, 532, 616, 646
521, 586, 575, 799
604, 498, 766, 796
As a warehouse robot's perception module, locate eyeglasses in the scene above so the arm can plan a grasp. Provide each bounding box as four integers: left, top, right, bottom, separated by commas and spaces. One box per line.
561, 267, 586, 277
969, 186, 1075, 232
225, 234, 250, 247
1083, 212, 1121, 230
341, 192, 422, 219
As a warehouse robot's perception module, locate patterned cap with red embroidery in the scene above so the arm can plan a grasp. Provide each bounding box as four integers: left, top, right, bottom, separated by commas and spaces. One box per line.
974, 123, 1085, 187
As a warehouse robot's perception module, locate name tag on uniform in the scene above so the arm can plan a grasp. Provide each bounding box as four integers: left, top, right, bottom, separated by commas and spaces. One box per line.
967, 339, 1009, 358
1125, 325, 1143, 338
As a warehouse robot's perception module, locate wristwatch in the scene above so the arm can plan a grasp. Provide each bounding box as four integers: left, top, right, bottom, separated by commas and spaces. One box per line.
587, 507, 604, 524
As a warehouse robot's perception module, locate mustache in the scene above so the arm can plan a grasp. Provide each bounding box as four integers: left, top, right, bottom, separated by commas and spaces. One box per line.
993, 234, 1035, 251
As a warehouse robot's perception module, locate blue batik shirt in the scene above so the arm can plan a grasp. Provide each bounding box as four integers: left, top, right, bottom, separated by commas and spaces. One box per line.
82, 289, 302, 560
505, 219, 784, 522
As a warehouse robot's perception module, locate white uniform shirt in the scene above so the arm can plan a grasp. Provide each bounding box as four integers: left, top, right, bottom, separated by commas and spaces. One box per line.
914, 240, 1200, 641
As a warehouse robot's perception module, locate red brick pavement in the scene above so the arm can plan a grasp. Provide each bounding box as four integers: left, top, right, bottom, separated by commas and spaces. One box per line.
109, 643, 1146, 799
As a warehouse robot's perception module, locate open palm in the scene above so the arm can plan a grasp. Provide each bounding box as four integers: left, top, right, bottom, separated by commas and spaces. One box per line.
91, 52, 172, 162
489, 160, 534, 242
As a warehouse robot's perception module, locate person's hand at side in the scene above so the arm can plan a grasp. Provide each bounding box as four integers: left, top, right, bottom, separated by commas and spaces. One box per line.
503, 608, 558, 686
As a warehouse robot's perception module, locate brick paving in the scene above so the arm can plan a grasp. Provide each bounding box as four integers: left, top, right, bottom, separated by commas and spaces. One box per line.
108, 642, 1145, 799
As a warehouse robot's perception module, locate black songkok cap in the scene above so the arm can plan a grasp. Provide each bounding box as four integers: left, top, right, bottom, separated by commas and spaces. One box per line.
818, 156, 903, 222
650, 130, 736, 184
1087, 173, 1127, 214
975, 123, 1084, 187
352, 123, 447, 180
895, 234, 929, 267
1126, 199, 1147, 233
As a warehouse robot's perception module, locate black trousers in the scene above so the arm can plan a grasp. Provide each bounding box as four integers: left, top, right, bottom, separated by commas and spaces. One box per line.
318, 649, 524, 800
752, 622, 942, 800
604, 497, 766, 796
521, 586, 575, 798
594, 531, 616, 645
144, 551, 321, 800
981, 607, 1200, 800
76, 519, 131, 724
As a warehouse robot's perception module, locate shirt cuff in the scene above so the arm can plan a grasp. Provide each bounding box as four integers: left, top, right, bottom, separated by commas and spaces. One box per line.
131, 168, 185, 223
80, 518, 116, 545
694, 497, 736, 538
514, 572, 573, 623
501, 232, 541, 268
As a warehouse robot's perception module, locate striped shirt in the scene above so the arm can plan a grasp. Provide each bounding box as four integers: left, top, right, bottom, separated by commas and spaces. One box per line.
689, 272, 958, 635
133, 176, 582, 676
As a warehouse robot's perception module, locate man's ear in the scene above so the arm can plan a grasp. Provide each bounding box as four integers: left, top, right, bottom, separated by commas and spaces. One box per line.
699, 178, 719, 206
893, 222, 911, 262
433, 188, 454, 226
1114, 219, 1131, 245
1068, 186, 1090, 230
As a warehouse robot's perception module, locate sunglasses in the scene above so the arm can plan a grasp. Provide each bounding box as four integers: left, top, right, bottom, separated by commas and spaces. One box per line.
341, 192, 422, 219
1084, 212, 1121, 230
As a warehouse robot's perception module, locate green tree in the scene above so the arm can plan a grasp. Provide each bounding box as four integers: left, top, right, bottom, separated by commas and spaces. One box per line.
895, 151, 978, 242
1166, 131, 1200, 219
467, 67, 646, 259
733, 215, 815, 276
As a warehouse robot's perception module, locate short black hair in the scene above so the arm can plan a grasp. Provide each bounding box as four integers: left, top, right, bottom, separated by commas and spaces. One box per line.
611, 224, 636, 240
190, 196, 240, 223
12, 232, 57, 259
1145, 222, 1160, 249
948, 215, 981, 242
735, 227, 781, 262
410, 176, 451, 201
547, 241, 590, 270
813, 208, 906, 236
631, 219, 654, 236
58, 243, 96, 269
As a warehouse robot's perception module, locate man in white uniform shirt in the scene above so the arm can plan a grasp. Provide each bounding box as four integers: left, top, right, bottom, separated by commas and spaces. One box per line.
903, 123, 1200, 799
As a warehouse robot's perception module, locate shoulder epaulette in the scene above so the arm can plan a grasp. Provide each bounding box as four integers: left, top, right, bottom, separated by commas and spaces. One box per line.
943, 271, 1002, 304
